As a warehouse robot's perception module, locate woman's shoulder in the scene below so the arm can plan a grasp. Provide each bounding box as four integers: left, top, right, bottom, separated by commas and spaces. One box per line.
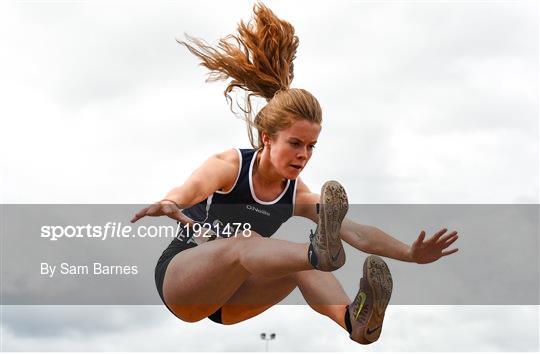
213, 148, 242, 192
214, 148, 241, 166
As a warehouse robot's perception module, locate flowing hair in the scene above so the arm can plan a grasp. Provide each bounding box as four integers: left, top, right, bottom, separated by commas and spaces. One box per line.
178, 3, 322, 148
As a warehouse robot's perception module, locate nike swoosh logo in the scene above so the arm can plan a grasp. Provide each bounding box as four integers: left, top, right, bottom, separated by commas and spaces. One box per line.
353, 292, 367, 320
330, 247, 342, 262
366, 325, 382, 335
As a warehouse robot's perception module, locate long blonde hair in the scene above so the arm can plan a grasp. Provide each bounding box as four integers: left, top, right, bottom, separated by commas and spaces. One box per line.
178, 3, 322, 148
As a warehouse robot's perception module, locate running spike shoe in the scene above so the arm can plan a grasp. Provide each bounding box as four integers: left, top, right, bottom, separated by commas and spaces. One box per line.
348, 255, 393, 344
308, 180, 348, 271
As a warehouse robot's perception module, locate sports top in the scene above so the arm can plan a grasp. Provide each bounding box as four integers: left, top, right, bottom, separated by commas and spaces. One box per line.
181, 148, 297, 238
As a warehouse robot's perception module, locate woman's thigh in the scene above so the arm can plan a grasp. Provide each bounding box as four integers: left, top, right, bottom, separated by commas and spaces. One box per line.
163, 236, 251, 322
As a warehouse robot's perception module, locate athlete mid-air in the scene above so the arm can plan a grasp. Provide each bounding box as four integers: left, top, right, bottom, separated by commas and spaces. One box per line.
131, 3, 459, 344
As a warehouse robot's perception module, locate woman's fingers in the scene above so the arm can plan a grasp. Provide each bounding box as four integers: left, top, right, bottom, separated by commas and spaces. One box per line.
131, 202, 195, 225
441, 248, 459, 256
413, 230, 426, 248
442, 235, 459, 249
437, 230, 458, 245
155, 204, 195, 225
428, 228, 447, 243
131, 203, 169, 223
130, 206, 150, 223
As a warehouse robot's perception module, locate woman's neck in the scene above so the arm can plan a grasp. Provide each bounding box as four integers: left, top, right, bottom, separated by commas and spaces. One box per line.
253, 148, 287, 188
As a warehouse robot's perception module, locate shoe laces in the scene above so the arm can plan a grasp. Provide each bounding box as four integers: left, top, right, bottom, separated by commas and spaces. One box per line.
309, 228, 316, 241
309, 204, 323, 248
309, 226, 325, 250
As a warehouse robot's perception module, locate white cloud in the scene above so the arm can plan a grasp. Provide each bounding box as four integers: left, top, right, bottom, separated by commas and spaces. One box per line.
1, 0, 537, 203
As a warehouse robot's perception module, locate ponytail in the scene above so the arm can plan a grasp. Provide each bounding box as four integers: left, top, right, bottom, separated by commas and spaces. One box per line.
178, 3, 321, 149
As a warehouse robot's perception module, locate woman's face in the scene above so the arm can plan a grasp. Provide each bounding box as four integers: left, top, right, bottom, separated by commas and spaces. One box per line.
265, 119, 321, 180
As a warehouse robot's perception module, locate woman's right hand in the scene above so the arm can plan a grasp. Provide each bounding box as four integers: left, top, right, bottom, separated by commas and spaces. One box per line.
130, 200, 194, 224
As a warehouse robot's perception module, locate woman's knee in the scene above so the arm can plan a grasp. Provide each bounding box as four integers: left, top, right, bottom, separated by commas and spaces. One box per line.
227, 232, 264, 263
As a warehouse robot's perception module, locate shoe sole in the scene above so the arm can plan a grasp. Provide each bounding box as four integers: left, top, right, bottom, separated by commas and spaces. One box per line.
317, 180, 348, 271
363, 255, 393, 343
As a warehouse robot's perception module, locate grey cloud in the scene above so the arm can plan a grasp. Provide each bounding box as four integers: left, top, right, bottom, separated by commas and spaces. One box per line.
1, 305, 538, 351
1, 305, 163, 338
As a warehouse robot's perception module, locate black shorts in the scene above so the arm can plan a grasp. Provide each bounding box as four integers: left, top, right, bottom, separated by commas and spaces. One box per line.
154, 235, 223, 324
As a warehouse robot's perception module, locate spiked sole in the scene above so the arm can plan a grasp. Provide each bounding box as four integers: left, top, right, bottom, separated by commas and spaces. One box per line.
363, 255, 393, 343
317, 180, 348, 271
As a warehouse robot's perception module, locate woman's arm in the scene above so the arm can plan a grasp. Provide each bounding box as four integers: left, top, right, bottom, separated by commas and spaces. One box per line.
131, 149, 239, 223
163, 149, 239, 207
341, 220, 459, 264
294, 178, 459, 263
340, 219, 412, 262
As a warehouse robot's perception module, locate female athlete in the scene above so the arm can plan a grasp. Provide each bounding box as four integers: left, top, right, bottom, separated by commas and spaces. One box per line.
131, 3, 459, 345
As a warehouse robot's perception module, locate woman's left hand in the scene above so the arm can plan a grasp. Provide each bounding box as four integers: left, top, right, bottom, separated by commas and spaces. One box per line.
407, 228, 459, 264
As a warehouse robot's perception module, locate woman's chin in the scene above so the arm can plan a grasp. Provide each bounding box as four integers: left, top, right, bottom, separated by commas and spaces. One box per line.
283, 169, 301, 179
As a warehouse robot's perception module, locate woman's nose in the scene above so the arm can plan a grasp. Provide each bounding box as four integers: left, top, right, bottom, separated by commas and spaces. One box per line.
297, 147, 308, 160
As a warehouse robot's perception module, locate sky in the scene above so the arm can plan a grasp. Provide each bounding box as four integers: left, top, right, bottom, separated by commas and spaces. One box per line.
0, 0, 538, 352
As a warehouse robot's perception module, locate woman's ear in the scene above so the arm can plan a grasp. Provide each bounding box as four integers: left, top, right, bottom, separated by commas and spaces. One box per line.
261, 131, 271, 147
